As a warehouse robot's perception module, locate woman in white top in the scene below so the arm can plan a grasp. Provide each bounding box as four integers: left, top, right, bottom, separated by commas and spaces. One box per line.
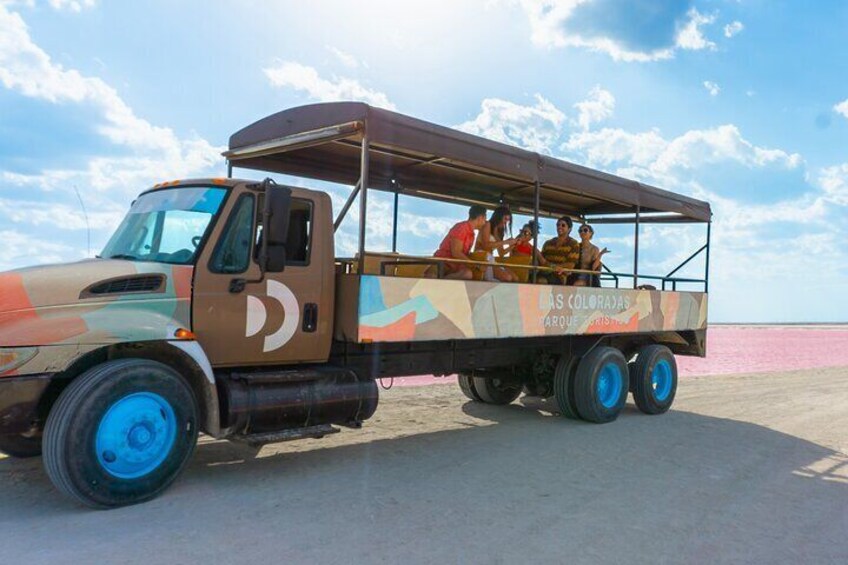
475, 206, 520, 282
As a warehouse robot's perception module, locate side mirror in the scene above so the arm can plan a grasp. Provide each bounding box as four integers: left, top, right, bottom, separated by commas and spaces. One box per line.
258, 183, 292, 273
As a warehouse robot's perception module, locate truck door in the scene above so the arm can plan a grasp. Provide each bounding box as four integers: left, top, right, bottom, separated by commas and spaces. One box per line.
192, 186, 333, 367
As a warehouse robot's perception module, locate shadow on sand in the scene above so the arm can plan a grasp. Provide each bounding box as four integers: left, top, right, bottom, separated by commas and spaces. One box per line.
1, 397, 846, 563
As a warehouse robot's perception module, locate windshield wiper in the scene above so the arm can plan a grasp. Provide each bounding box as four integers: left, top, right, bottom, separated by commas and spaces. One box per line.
107, 254, 140, 261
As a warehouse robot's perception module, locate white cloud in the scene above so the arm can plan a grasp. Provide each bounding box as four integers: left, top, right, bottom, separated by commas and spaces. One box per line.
573, 86, 614, 130
517, 0, 674, 62
565, 124, 803, 186
703, 81, 720, 97
0, 5, 221, 161
263, 61, 395, 110
819, 164, 848, 206
515, 2, 719, 62
48, 0, 95, 11
675, 8, 717, 51
456, 94, 566, 153
833, 99, 848, 119
0, 230, 76, 271
326, 46, 359, 69
0, 197, 124, 230
724, 21, 744, 38
0, 4, 224, 268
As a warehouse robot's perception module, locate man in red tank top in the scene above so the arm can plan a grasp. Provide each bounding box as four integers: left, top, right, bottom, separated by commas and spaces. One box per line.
431, 204, 488, 279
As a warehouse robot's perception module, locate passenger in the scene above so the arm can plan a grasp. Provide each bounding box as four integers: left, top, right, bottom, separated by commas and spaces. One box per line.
511, 221, 548, 267
540, 216, 580, 284
430, 204, 488, 279
475, 205, 519, 282
573, 223, 609, 287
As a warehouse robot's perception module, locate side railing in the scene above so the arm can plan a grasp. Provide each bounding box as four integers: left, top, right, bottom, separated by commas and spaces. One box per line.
336, 251, 709, 292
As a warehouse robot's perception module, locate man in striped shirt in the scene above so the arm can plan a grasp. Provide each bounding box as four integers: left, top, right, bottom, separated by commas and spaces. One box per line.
541, 216, 580, 285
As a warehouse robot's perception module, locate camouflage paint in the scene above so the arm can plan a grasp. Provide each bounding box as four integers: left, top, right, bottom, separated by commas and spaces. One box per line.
0, 259, 193, 377
357, 275, 707, 342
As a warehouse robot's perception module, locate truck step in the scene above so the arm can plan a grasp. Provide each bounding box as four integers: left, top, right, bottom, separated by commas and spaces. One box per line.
230, 424, 340, 447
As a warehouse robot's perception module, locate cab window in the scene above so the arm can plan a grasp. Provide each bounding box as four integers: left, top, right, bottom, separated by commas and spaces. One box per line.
255, 197, 313, 270
210, 195, 255, 274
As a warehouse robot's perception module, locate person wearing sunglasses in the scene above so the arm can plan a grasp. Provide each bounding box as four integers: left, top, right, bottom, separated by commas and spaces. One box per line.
540, 216, 580, 284
573, 223, 609, 287
511, 221, 547, 267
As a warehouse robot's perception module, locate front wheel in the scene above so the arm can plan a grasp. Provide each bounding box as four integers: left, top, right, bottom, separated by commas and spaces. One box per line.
43, 359, 198, 509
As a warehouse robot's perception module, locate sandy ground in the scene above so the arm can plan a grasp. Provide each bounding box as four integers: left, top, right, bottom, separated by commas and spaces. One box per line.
1, 366, 847, 564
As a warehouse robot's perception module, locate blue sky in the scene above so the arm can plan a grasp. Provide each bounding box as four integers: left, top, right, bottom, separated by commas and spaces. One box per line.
1, 0, 846, 323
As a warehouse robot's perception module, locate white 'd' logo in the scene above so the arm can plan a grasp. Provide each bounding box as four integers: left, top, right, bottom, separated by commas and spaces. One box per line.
245, 280, 300, 352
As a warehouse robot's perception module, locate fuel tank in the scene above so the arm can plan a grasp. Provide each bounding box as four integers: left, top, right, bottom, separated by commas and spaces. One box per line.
218, 367, 378, 435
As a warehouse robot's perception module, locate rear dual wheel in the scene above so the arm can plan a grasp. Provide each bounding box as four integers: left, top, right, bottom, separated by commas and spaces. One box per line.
457, 372, 522, 405
556, 347, 629, 423
43, 359, 198, 509
630, 345, 678, 415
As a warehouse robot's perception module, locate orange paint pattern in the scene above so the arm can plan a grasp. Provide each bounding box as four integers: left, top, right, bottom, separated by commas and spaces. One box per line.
360, 311, 417, 342
586, 312, 640, 334
0, 272, 88, 346
0, 273, 33, 313
171, 266, 194, 299
662, 293, 680, 330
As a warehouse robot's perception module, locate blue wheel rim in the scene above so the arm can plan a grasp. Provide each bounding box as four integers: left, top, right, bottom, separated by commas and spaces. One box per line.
95, 392, 177, 479
651, 360, 673, 402
597, 362, 623, 409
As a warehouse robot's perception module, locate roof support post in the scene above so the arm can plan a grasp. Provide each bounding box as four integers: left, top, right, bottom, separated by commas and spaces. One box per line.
227, 162, 232, 179
532, 180, 540, 283
633, 205, 640, 289
357, 132, 370, 274
333, 179, 361, 232
392, 190, 399, 253
705, 220, 711, 294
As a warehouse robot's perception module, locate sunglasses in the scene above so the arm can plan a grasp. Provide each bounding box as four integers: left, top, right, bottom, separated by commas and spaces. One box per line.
556, 222, 569, 227
579, 228, 591, 233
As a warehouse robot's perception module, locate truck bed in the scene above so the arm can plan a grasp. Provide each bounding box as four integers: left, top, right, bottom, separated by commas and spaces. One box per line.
334, 274, 707, 343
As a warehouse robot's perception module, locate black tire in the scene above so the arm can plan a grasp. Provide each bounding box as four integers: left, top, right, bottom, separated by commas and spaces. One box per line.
0, 434, 42, 458
630, 345, 678, 415
457, 373, 483, 402
573, 347, 629, 423
553, 355, 581, 420
43, 359, 198, 509
472, 373, 522, 405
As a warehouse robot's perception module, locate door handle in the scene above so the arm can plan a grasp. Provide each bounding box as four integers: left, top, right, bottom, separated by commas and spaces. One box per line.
302, 303, 318, 333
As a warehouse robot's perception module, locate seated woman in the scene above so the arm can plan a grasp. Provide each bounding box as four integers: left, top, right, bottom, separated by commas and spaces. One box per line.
573, 223, 609, 287
511, 221, 547, 267
430, 204, 488, 279
475, 205, 519, 282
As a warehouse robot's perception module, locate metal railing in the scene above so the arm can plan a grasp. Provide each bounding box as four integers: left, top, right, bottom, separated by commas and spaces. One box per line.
337, 252, 709, 292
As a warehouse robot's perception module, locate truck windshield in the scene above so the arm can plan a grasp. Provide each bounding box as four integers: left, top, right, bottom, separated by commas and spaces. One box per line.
101, 187, 227, 265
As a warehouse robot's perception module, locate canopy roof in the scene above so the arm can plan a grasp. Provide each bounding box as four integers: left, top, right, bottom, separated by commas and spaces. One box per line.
225, 102, 711, 223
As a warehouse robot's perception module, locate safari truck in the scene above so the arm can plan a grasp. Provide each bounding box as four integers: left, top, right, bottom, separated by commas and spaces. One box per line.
0, 102, 711, 508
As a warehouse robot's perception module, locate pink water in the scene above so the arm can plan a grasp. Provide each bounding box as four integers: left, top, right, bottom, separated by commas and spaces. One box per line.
387, 326, 848, 387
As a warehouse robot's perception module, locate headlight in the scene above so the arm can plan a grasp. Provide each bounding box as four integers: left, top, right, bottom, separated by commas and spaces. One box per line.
0, 347, 39, 375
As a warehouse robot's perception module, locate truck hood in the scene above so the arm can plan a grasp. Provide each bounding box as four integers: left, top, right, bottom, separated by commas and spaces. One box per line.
0, 259, 194, 347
